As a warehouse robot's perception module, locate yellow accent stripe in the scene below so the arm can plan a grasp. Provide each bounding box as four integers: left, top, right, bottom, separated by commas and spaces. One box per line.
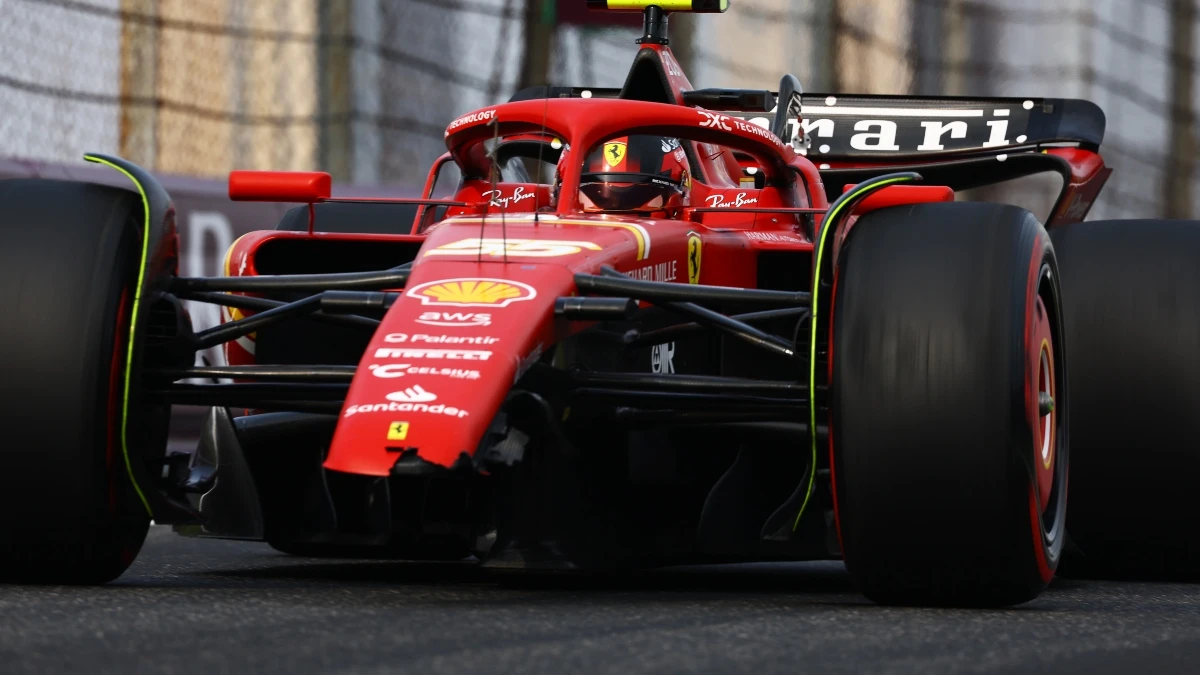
83, 154, 154, 517
446, 216, 650, 260
223, 231, 260, 277
606, 1, 697, 9
602, 0, 728, 10
558, 220, 649, 260
795, 175, 917, 532
222, 233, 256, 326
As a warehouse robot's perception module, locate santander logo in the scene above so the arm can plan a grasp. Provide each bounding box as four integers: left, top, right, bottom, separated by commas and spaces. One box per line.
706, 192, 759, 208
385, 385, 437, 403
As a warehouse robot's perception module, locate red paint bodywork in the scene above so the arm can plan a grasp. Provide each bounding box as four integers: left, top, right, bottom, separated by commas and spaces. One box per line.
843, 184, 955, 214
229, 170, 331, 203
819, 147, 1110, 228
1045, 148, 1112, 225
219, 42, 1107, 479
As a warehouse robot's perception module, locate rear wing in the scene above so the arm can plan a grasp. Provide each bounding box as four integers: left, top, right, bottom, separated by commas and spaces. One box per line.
508, 86, 1106, 162
778, 93, 1105, 161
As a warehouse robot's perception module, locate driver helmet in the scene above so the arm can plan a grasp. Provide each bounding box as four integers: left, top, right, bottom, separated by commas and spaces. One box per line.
554, 135, 691, 213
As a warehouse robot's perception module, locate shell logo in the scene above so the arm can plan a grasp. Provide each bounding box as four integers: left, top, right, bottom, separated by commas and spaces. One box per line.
406, 278, 538, 308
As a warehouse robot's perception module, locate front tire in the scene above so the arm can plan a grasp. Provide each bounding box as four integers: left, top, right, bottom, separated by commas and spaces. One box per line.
830, 202, 1068, 606
0, 180, 155, 583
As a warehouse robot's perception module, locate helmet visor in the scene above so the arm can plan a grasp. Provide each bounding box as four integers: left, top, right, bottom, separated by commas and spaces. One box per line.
579, 173, 683, 212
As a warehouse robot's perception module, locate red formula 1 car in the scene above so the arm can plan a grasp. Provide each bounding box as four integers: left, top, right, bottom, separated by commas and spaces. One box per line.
2, 0, 1198, 606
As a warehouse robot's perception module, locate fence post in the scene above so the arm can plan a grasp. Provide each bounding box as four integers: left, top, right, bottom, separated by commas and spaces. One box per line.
807, 0, 838, 91
1165, 0, 1196, 219
520, 0, 556, 89
119, 0, 159, 169
318, 0, 354, 182
943, 0, 967, 96
670, 12, 697, 80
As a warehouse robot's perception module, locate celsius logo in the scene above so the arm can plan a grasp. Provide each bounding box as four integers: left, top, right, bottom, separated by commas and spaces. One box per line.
416, 311, 492, 327
369, 364, 481, 380
386, 386, 437, 403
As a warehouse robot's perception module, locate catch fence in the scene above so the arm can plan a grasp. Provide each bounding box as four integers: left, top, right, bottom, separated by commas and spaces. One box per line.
0, 0, 1195, 218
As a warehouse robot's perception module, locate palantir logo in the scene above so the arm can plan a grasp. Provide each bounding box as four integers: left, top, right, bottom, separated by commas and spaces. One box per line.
385, 385, 437, 403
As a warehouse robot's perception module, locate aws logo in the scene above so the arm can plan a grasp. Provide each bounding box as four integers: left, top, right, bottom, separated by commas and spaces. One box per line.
406, 278, 537, 308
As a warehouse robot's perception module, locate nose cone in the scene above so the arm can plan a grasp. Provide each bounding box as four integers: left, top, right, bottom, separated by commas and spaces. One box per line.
323, 261, 572, 475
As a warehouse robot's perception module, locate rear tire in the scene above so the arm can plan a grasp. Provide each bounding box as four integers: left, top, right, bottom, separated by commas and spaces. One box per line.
1051, 219, 1200, 579
831, 202, 1068, 606
0, 179, 154, 583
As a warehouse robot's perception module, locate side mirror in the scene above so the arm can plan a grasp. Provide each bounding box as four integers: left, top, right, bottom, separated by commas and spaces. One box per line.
228, 171, 331, 203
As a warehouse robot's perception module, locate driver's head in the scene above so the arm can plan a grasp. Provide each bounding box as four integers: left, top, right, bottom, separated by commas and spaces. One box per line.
556, 135, 691, 213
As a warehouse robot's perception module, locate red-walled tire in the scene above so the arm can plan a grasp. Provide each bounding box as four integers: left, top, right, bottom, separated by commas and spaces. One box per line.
1051, 219, 1200, 580
830, 202, 1068, 607
0, 180, 154, 584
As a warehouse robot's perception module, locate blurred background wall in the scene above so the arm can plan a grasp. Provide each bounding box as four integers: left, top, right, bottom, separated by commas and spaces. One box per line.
0, 0, 1196, 219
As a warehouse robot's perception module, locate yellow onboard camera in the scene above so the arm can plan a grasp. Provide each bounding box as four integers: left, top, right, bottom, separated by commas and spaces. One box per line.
585, 0, 730, 12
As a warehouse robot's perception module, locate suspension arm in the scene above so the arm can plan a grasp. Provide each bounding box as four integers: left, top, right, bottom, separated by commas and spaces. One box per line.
180, 291, 381, 329
170, 263, 411, 294
148, 364, 356, 383
625, 307, 810, 347
574, 272, 810, 306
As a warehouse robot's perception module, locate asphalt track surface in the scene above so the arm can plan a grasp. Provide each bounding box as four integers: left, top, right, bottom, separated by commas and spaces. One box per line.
3, 527, 1200, 674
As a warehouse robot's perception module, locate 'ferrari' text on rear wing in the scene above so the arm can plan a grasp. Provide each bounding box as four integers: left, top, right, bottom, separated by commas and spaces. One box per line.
777, 94, 1105, 160
509, 86, 1105, 161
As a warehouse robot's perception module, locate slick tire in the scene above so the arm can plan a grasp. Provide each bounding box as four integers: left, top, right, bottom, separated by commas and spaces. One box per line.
831, 202, 1068, 607
0, 179, 154, 584
1051, 219, 1200, 580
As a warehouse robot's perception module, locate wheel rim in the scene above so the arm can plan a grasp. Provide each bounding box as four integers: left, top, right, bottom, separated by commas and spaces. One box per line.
1030, 264, 1067, 567
1034, 324, 1055, 511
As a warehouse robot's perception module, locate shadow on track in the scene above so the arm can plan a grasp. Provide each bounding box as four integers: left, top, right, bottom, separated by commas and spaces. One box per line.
202, 557, 860, 597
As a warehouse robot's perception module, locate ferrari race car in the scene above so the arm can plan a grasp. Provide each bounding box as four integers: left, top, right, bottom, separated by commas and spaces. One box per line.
2, 0, 1198, 607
